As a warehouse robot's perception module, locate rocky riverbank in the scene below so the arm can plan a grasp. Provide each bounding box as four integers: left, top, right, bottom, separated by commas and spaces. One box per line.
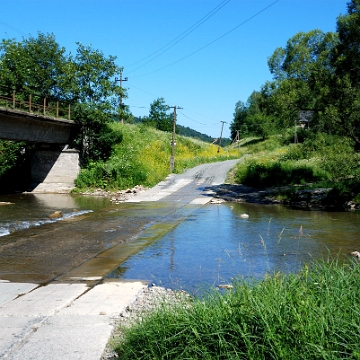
80, 185, 148, 203
81, 182, 359, 211
209, 183, 360, 211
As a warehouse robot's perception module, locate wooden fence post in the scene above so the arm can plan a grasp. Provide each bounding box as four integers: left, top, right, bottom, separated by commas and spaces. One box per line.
29, 94, 32, 112
43, 98, 46, 115
56, 101, 59, 117
12, 91, 15, 108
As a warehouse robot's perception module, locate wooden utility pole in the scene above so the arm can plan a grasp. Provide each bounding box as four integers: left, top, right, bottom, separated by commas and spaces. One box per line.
115, 70, 128, 124
169, 105, 182, 171
217, 121, 226, 153
235, 129, 240, 152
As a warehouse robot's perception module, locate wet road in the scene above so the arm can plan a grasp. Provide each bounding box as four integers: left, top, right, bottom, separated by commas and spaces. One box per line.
0, 159, 239, 284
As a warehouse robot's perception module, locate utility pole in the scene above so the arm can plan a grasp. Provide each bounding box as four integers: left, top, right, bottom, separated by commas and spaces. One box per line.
169, 105, 182, 172
115, 70, 128, 124
217, 121, 226, 153
294, 118, 298, 144
235, 129, 240, 152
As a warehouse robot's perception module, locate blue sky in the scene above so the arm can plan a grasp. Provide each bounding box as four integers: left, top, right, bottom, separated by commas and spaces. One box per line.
1, 0, 347, 138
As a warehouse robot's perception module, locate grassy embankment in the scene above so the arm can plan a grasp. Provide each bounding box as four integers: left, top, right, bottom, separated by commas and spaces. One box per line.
73, 123, 239, 191
229, 132, 360, 204
114, 259, 360, 359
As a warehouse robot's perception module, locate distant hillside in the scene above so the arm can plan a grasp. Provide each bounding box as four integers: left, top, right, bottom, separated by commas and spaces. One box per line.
133, 117, 231, 146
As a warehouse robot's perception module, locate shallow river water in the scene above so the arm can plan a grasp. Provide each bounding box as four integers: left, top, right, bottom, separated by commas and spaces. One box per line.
0, 193, 359, 294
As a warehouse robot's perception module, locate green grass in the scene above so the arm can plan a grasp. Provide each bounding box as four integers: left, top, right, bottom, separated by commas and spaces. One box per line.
114, 259, 360, 359
74, 123, 239, 191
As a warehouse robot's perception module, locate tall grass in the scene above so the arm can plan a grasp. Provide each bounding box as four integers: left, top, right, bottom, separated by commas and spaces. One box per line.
114, 259, 360, 359
233, 133, 360, 191
74, 123, 239, 191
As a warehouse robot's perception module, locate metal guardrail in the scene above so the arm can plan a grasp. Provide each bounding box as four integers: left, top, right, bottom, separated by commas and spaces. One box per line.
0, 92, 72, 120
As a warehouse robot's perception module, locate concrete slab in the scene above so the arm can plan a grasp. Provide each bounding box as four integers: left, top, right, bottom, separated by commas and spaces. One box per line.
0, 281, 147, 359
7, 315, 112, 360
129, 178, 192, 202
0, 316, 44, 359
0, 283, 38, 306
0, 283, 87, 316
59, 280, 147, 316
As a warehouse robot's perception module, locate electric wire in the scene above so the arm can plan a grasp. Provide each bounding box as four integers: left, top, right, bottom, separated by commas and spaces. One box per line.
179, 111, 222, 127
0, 21, 29, 37
131, 0, 280, 78
126, 0, 231, 74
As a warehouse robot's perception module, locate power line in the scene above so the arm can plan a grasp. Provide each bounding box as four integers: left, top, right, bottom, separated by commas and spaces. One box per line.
126, 0, 231, 73
132, 0, 281, 78
179, 111, 221, 127
0, 20, 30, 37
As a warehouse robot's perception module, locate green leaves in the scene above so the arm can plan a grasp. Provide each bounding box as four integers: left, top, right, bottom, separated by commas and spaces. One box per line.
0, 32, 127, 164
144, 97, 174, 132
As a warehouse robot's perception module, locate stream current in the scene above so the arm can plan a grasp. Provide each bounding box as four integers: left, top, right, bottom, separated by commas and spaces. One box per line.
0, 192, 359, 293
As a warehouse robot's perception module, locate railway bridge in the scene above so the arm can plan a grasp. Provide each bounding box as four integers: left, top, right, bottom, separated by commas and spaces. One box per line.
0, 95, 80, 193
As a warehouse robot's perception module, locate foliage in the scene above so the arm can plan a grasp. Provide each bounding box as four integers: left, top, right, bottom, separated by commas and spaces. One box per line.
0, 33, 68, 99
230, 92, 275, 141
114, 259, 360, 359
74, 123, 239, 191
0, 32, 125, 163
177, 124, 228, 144
234, 158, 326, 188
142, 97, 174, 132
0, 140, 34, 192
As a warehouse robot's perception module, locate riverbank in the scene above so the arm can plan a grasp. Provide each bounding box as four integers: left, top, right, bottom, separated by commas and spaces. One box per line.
210, 183, 360, 211
102, 285, 191, 360
81, 182, 360, 212
109, 261, 360, 359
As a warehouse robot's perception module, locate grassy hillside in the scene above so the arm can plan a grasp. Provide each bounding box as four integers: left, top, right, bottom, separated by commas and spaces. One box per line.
229, 133, 360, 204
74, 124, 360, 205
74, 123, 239, 191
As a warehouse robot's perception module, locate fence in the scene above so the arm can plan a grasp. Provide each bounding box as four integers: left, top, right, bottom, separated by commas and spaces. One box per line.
0, 91, 72, 120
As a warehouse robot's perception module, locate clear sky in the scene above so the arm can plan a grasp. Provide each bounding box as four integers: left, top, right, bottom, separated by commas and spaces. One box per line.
1, 0, 348, 139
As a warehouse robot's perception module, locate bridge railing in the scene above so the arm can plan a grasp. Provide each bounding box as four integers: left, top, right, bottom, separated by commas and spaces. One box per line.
0, 92, 72, 120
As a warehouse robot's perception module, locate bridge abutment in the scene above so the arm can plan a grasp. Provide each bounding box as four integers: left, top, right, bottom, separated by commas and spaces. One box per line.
29, 145, 80, 193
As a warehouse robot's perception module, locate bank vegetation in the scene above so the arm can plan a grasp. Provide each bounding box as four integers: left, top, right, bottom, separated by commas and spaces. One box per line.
114, 259, 360, 359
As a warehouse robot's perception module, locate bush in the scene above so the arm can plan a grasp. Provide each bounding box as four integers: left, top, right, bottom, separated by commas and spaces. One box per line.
234, 158, 326, 187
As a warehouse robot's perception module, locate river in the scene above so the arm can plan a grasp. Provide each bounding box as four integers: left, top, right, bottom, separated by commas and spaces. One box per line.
0, 191, 359, 294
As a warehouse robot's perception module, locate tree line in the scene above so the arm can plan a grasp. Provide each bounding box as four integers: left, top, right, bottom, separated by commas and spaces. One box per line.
230, 0, 360, 150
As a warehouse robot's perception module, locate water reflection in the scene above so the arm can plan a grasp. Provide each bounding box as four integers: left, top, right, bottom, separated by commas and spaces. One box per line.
108, 202, 360, 294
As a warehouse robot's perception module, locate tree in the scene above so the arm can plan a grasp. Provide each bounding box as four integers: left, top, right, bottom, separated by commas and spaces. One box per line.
321, 0, 360, 148
68, 43, 124, 162
0, 32, 67, 100
230, 100, 247, 139
0, 33, 126, 163
262, 30, 338, 133
144, 97, 174, 132
230, 93, 275, 141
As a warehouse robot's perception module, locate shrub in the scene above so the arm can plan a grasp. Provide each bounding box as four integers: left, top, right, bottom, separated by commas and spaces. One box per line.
234, 159, 326, 188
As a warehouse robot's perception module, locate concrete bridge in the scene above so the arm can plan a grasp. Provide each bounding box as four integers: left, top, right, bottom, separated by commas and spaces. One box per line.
0, 105, 80, 193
